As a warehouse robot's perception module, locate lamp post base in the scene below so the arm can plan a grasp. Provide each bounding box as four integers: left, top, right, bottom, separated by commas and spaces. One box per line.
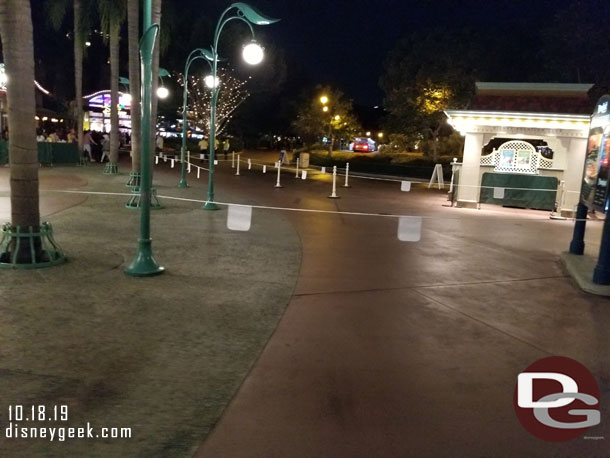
103, 162, 120, 175
202, 201, 220, 211
178, 178, 189, 188
124, 240, 165, 277
125, 187, 163, 210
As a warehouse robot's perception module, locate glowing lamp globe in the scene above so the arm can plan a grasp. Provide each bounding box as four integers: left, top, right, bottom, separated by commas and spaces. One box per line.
157, 87, 169, 99
204, 75, 220, 89
242, 42, 264, 65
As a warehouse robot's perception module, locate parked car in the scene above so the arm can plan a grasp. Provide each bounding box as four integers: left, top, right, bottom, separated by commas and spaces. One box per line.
353, 137, 376, 153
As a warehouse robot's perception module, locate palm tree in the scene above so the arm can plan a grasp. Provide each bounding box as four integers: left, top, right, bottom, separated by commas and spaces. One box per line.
0, 0, 41, 262
127, 0, 140, 176
47, 0, 93, 156
99, 0, 126, 174
150, 0, 162, 164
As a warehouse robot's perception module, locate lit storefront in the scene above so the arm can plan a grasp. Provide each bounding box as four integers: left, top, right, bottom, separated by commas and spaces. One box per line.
83, 90, 132, 133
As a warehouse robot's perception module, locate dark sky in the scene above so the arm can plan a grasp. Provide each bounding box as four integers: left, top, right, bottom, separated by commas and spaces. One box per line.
256, 0, 572, 106
262, 0, 410, 106
29, 0, 589, 110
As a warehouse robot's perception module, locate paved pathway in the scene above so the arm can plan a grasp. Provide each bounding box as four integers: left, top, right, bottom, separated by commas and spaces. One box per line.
191, 155, 610, 457
1, 158, 608, 457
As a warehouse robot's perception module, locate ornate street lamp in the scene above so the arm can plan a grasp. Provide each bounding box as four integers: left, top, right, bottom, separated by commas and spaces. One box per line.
178, 48, 214, 188
202, 2, 279, 211
125, 0, 163, 276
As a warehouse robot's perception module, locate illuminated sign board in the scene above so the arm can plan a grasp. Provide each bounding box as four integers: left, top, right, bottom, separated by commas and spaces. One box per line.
581, 95, 610, 212
85, 91, 131, 111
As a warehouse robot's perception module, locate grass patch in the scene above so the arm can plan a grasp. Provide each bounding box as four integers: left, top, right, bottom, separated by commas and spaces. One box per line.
308, 150, 457, 180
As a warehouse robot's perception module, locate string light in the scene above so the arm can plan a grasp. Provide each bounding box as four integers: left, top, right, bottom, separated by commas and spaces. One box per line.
177, 66, 250, 136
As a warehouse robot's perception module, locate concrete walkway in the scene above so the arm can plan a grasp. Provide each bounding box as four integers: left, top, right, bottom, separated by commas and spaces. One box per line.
1, 158, 609, 457
192, 155, 610, 457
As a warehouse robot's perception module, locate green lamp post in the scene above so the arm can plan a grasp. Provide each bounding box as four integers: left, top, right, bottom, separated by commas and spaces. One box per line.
124, 0, 164, 276
178, 48, 214, 188
202, 2, 279, 210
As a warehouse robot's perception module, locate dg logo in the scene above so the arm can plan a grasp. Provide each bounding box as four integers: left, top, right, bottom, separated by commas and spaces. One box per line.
514, 356, 600, 442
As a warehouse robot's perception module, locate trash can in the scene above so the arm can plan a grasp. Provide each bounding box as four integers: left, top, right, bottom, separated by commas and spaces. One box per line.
300, 152, 310, 168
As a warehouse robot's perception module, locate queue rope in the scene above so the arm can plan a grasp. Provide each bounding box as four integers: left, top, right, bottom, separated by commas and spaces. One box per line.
43, 188, 593, 223
159, 155, 578, 194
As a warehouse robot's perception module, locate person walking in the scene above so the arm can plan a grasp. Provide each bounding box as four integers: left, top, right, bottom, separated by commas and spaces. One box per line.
223, 138, 230, 160
100, 133, 110, 162
198, 136, 208, 160
83, 130, 96, 162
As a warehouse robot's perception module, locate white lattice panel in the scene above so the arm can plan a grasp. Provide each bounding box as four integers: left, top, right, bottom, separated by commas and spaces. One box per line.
539, 157, 554, 169
493, 140, 538, 174
480, 152, 495, 166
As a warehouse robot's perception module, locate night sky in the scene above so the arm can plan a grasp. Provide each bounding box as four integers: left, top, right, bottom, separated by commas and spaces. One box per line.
257, 0, 579, 105
26, 0, 607, 126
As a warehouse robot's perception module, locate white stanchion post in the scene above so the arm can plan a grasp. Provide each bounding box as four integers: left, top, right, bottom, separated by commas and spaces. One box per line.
231, 151, 235, 168
321, 166, 326, 174
197, 167, 201, 179
343, 162, 350, 188
248, 158, 252, 170
170, 158, 175, 168
188, 163, 191, 173
263, 165, 267, 173
236, 154, 241, 176
328, 165, 339, 199
275, 161, 283, 188
163, 155, 167, 162
295, 158, 300, 178
155, 156, 159, 164
187, 150, 190, 165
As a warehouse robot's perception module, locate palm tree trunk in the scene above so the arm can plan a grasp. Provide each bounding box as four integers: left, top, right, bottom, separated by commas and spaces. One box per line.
150, 0, 161, 166
109, 18, 119, 166
0, 0, 40, 230
127, 0, 140, 173
74, 0, 84, 153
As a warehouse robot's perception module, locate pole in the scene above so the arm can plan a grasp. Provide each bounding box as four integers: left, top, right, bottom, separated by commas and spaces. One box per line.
235, 154, 240, 175
178, 58, 190, 188
203, 84, 219, 209
295, 157, 299, 178
328, 165, 339, 198
594, 212, 610, 284
343, 162, 350, 187
274, 160, 282, 188
125, 1, 164, 276
569, 202, 588, 255
231, 151, 235, 168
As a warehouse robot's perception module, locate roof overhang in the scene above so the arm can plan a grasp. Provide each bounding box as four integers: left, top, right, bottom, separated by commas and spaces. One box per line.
475, 82, 593, 97
445, 110, 591, 138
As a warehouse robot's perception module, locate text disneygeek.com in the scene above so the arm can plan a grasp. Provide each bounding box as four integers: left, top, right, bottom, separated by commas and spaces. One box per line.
2, 405, 131, 442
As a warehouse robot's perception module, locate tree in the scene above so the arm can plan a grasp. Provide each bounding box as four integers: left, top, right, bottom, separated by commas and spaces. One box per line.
127, 0, 140, 175
46, 0, 94, 155
99, 0, 125, 172
0, 0, 40, 260
380, 28, 477, 161
179, 67, 250, 137
538, 0, 610, 85
292, 85, 361, 156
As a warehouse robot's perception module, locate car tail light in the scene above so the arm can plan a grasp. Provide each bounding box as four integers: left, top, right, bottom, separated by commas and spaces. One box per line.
363, 144, 368, 150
